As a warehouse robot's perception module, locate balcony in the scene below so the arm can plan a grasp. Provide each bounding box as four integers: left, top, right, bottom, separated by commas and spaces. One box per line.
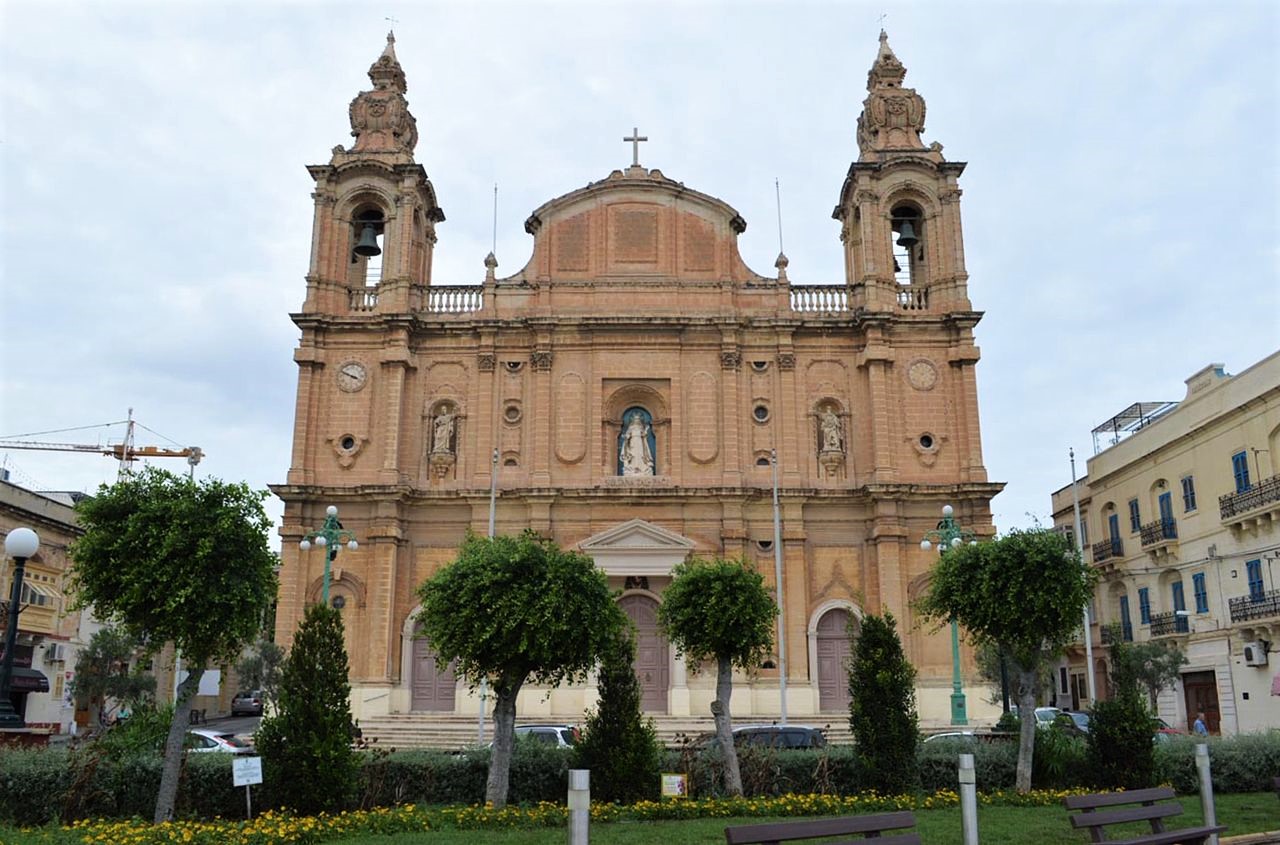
1092, 538, 1123, 564
1149, 611, 1189, 637
1139, 519, 1178, 561
1219, 473, 1280, 534
1229, 587, 1280, 623
1101, 624, 1133, 645
790, 286, 850, 315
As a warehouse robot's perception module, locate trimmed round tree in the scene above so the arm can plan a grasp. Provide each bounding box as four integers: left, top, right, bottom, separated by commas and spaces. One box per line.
847, 611, 918, 794
917, 527, 1096, 793
657, 557, 777, 797
69, 467, 277, 822
573, 627, 662, 803
255, 603, 358, 813
416, 531, 622, 808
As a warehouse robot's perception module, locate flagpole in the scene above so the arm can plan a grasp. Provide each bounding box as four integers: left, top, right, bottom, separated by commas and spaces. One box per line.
771, 448, 787, 725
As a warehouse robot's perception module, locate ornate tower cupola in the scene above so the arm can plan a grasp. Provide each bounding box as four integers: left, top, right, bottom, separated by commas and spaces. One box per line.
835, 31, 971, 314
301, 32, 444, 316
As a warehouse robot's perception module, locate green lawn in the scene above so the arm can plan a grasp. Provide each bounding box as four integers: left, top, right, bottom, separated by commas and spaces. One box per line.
1, 794, 1275, 845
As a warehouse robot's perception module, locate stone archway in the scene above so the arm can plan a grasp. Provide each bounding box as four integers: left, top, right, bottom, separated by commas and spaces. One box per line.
815, 608, 853, 712
409, 624, 457, 712
619, 594, 669, 713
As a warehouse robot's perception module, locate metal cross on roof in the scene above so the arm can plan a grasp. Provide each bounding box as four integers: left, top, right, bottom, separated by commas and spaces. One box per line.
623, 127, 648, 167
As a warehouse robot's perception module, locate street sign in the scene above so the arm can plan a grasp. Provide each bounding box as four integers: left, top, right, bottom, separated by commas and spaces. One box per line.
232, 756, 263, 787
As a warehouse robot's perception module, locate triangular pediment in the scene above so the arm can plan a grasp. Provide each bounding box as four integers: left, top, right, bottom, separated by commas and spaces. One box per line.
579, 519, 696, 554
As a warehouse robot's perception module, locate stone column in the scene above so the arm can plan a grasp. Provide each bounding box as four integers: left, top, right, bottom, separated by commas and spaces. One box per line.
379, 340, 413, 484
530, 343, 553, 487
287, 347, 322, 486
669, 652, 690, 716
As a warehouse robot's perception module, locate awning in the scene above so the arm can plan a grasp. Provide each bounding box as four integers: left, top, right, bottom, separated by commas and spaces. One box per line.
7, 668, 50, 693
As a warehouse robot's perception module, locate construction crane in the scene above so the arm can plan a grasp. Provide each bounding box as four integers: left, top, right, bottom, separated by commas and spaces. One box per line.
0, 409, 204, 481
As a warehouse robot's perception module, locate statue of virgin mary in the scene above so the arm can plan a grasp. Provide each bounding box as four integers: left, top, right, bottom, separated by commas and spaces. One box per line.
619, 410, 654, 476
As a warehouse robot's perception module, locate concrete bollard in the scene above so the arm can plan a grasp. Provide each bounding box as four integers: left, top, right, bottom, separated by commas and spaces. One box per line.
568, 768, 590, 845
1195, 744, 1218, 845
958, 753, 979, 845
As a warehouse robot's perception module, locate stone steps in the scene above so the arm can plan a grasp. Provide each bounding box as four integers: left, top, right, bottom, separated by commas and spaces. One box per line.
356, 714, 855, 750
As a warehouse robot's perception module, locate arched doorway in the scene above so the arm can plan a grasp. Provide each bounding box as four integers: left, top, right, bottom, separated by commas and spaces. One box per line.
816, 608, 853, 712
410, 625, 457, 712
619, 594, 669, 713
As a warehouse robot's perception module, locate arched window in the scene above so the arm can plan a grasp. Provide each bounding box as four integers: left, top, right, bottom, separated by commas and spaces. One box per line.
617, 406, 656, 476
890, 204, 924, 286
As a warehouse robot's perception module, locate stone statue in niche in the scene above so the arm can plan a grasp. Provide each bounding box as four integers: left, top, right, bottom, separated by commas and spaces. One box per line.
619, 409, 655, 476
432, 407, 456, 454
818, 407, 844, 454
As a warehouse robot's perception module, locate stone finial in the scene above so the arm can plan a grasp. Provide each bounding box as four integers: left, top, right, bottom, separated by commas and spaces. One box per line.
775, 251, 789, 282
484, 251, 498, 282
856, 31, 929, 159
346, 33, 418, 154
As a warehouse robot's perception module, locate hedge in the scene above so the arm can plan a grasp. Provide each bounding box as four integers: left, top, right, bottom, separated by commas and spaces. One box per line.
2, 732, 1277, 826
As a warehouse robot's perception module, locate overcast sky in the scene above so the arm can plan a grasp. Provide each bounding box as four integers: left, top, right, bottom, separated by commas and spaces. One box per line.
2, 0, 1277, 538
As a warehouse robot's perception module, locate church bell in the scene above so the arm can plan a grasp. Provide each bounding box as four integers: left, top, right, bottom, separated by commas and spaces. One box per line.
354, 224, 382, 257
896, 221, 919, 249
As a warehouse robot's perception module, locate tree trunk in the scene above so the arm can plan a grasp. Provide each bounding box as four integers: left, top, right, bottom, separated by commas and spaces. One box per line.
1014, 667, 1038, 794
485, 678, 522, 808
712, 656, 743, 797
154, 665, 202, 823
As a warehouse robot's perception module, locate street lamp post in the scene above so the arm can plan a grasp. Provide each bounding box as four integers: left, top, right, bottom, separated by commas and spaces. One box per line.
1, 527, 40, 729
921, 505, 976, 726
299, 506, 359, 607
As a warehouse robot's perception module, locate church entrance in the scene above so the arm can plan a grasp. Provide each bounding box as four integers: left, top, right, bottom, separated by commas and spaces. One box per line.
816, 608, 853, 712
619, 594, 669, 713
410, 626, 457, 712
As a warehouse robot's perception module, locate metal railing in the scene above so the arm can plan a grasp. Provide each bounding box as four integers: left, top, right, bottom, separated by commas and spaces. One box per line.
1140, 519, 1177, 547
1101, 624, 1133, 645
1092, 538, 1123, 563
1149, 611, 1189, 637
790, 286, 850, 314
1228, 588, 1280, 623
349, 288, 378, 312
426, 286, 483, 313
1219, 474, 1280, 520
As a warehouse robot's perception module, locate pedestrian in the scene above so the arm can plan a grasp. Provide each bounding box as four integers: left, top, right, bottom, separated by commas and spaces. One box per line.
1192, 710, 1209, 736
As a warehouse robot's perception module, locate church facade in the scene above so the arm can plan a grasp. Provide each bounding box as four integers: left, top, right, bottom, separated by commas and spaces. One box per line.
273, 32, 1003, 723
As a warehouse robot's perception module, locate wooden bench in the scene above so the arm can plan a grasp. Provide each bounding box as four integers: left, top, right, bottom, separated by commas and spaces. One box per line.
1063, 787, 1226, 844
725, 810, 920, 844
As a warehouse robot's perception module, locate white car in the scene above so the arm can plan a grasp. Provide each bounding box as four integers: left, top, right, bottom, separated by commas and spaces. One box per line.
186, 728, 253, 754
513, 724, 579, 747
922, 731, 976, 744
1034, 706, 1063, 725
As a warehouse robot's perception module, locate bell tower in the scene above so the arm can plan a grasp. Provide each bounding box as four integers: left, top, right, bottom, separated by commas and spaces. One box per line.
301, 32, 445, 316
834, 31, 972, 315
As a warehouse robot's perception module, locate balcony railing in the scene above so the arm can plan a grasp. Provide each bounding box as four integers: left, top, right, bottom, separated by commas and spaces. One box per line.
1140, 519, 1178, 547
897, 286, 928, 311
790, 286, 850, 314
1101, 624, 1133, 644
1219, 473, 1280, 520
426, 285, 483, 313
348, 288, 378, 312
1092, 538, 1123, 563
1229, 588, 1280, 623
1149, 611, 1190, 637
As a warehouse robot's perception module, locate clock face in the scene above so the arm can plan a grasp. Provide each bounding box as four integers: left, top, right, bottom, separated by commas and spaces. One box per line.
336, 361, 368, 392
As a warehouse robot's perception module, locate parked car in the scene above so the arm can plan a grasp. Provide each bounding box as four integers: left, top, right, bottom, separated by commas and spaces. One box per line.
186, 728, 253, 754
1051, 711, 1091, 736
514, 724, 579, 747
1034, 706, 1063, 725
922, 731, 976, 745
1152, 717, 1185, 743
694, 725, 828, 751
230, 690, 264, 716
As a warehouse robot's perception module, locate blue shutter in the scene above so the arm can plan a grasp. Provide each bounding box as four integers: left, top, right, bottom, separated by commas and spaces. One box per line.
1119, 595, 1133, 641
1192, 573, 1208, 613
1128, 499, 1141, 532
1158, 492, 1176, 539
1246, 559, 1264, 601
1108, 514, 1121, 555
1181, 476, 1197, 511
1232, 451, 1251, 493
1138, 587, 1151, 624
1171, 582, 1187, 632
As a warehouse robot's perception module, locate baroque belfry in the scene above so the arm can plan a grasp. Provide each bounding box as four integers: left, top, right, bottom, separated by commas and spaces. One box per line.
273, 31, 1003, 729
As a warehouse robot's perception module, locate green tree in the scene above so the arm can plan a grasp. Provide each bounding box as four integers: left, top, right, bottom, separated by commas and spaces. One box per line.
1109, 637, 1187, 710
69, 467, 278, 822
416, 532, 622, 808
917, 528, 1096, 793
235, 638, 286, 713
657, 557, 776, 798
1087, 631, 1157, 788
573, 627, 662, 803
70, 626, 155, 725
847, 611, 919, 794
255, 603, 358, 813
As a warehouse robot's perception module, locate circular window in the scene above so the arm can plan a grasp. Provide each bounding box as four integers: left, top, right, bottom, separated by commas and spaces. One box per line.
504, 361, 524, 373
753, 405, 770, 423
503, 458, 518, 467
503, 404, 522, 423
339, 435, 357, 452
756, 540, 774, 552
751, 361, 769, 372
756, 456, 770, 467
331, 595, 346, 610
919, 434, 934, 450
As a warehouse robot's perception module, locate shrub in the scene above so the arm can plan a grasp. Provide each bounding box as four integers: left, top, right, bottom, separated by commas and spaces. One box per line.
1087, 689, 1156, 789
256, 603, 359, 814
573, 630, 662, 803
847, 612, 919, 794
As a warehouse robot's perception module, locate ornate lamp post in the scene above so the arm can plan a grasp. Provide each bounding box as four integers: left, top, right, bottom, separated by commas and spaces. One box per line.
299, 506, 358, 607
921, 505, 976, 726
1, 527, 40, 729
